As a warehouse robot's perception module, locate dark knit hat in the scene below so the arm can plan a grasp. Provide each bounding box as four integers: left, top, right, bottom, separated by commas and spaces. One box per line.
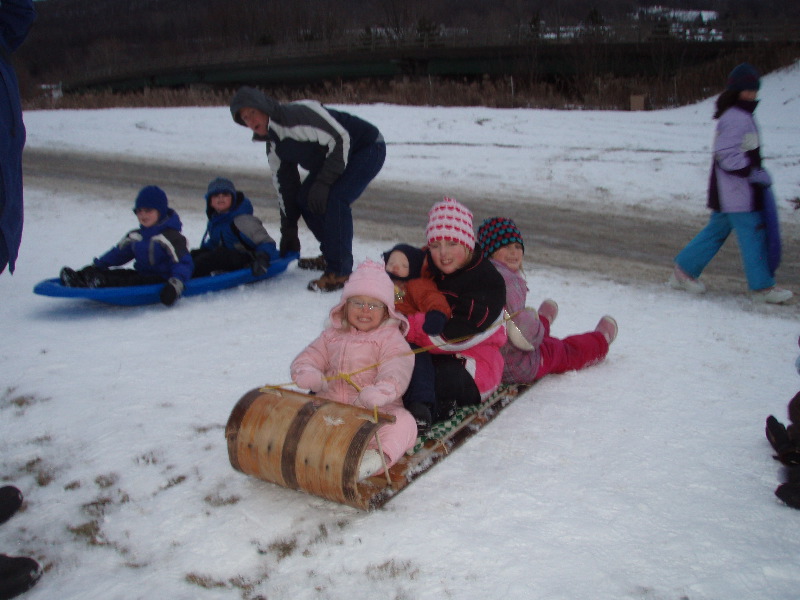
133, 185, 169, 219
726, 63, 760, 92
205, 177, 237, 200
477, 217, 525, 258
383, 243, 426, 281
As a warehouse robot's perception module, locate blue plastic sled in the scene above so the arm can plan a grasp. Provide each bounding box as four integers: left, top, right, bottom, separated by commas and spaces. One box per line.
33, 252, 299, 306
762, 186, 782, 277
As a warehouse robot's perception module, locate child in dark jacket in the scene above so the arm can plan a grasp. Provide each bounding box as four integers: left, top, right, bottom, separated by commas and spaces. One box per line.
476, 216, 617, 385
191, 177, 280, 278
383, 243, 452, 432
404, 198, 508, 419
59, 186, 193, 306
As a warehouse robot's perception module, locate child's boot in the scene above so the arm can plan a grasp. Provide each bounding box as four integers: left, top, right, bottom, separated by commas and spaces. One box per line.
537, 299, 559, 326
0, 554, 42, 599
766, 416, 800, 465
595, 315, 618, 345
0, 487, 22, 524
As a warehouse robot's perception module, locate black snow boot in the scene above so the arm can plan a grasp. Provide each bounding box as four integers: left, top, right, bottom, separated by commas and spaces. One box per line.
765, 416, 800, 465
775, 467, 800, 510
0, 487, 22, 525
0, 554, 42, 600
407, 402, 432, 436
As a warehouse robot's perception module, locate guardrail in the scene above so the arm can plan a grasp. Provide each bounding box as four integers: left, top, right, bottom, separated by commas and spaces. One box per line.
63, 20, 800, 91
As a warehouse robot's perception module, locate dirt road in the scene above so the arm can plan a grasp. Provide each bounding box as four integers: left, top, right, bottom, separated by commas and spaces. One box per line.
23, 147, 799, 310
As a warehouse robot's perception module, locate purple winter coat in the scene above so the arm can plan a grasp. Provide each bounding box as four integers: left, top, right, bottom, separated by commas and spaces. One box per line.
491, 259, 546, 385
708, 102, 761, 213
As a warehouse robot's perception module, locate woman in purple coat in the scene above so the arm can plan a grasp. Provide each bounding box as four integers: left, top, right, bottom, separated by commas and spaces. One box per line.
669, 63, 792, 304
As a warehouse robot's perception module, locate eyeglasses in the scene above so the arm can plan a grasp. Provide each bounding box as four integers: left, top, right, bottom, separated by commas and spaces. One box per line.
347, 299, 386, 312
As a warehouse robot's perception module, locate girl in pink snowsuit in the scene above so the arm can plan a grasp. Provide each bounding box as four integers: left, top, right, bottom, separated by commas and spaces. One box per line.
290, 260, 417, 478
476, 217, 617, 384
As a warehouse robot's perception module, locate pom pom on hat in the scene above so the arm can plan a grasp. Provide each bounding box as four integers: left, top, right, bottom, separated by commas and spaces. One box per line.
726, 63, 760, 92
477, 217, 525, 258
425, 197, 475, 250
205, 177, 237, 200
341, 259, 395, 309
133, 185, 169, 219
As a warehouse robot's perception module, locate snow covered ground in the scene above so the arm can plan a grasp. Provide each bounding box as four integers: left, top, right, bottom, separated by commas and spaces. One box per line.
1, 61, 799, 599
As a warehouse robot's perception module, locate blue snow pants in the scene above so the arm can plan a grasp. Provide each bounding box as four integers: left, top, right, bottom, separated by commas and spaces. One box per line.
674, 211, 774, 291
301, 138, 386, 276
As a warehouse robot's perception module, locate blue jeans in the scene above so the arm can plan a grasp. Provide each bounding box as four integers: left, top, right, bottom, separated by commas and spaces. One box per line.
674, 211, 773, 291
301, 139, 386, 276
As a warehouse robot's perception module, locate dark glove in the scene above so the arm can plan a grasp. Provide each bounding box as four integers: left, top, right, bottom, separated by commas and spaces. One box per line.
307, 180, 330, 215
159, 277, 184, 306
250, 252, 271, 277
422, 310, 448, 336
748, 168, 772, 187
279, 229, 300, 257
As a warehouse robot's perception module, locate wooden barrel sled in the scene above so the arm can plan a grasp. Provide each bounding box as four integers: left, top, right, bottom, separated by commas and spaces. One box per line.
225, 386, 396, 510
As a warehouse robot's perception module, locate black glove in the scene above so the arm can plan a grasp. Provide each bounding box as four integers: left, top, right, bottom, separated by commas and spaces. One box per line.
307, 180, 330, 215
160, 277, 184, 306
422, 310, 448, 336
251, 252, 271, 277
279, 229, 300, 257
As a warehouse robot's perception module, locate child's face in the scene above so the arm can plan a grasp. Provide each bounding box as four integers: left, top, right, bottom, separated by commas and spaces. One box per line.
385, 251, 410, 279
739, 89, 758, 101
135, 207, 160, 228
428, 240, 470, 275
345, 295, 388, 333
210, 192, 233, 214
491, 242, 524, 272
239, 107, 270, 137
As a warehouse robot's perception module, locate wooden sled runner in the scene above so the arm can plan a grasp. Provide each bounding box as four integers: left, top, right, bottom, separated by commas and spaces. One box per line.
225, 383, 529, 510
33, 252, 298, 306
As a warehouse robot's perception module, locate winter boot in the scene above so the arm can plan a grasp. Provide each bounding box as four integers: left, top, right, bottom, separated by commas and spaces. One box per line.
59, 266, 85, 287
307, 272, 349, 292
765, 416, 800, 465
0, 554, 42, 600
358, 449, 385, 480
537, 299, 559, 326
775, 466, 800, 510
595, 315, 618, 345
751, 286, 793, 305
0, 487, 22, 525
297, 255, 327, 271
407, 402, 433, 436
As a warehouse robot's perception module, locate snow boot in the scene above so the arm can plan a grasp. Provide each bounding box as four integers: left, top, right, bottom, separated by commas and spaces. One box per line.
595, 315, 618, 345
297, 255, 327, 271
0, 488, 22, 525
407, 402, 433, 436
358, 450, 385, 480
775, 466, 800, 510
537, 299, 559, 326
307, 272, 349, 292
0, 554, 42, 600
766, 416, 800, 465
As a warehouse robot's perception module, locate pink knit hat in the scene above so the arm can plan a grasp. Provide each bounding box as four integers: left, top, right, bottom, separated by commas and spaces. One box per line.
330, 260, 408, 331
425, 196, 475, 250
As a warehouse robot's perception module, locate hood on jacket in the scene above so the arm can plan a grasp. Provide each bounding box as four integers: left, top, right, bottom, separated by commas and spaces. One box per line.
230, 86, 281, 128
329, 260, 409, 334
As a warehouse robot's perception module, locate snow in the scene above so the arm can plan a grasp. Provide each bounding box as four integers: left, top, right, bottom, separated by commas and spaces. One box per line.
2, 61, 799, 599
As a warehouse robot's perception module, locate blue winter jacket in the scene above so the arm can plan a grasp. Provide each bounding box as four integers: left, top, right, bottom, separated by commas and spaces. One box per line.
94, 209, 193, 283
0, 0, 36, 274
200, 191, 279, 260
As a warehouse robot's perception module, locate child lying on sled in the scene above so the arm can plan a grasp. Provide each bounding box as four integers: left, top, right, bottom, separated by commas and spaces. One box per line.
59, 185, 192, 306
290, 259, 417, 480
190, 177, 280, 278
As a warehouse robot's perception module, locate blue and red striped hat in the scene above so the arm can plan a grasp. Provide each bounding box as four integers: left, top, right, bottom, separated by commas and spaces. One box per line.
477, 217, 524, 258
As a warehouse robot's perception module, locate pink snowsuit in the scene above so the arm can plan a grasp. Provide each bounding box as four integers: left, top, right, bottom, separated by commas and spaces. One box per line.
290, 280, 417, 466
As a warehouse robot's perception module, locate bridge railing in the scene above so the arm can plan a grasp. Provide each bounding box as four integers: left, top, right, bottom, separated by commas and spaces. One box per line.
64, 19, 800, 90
